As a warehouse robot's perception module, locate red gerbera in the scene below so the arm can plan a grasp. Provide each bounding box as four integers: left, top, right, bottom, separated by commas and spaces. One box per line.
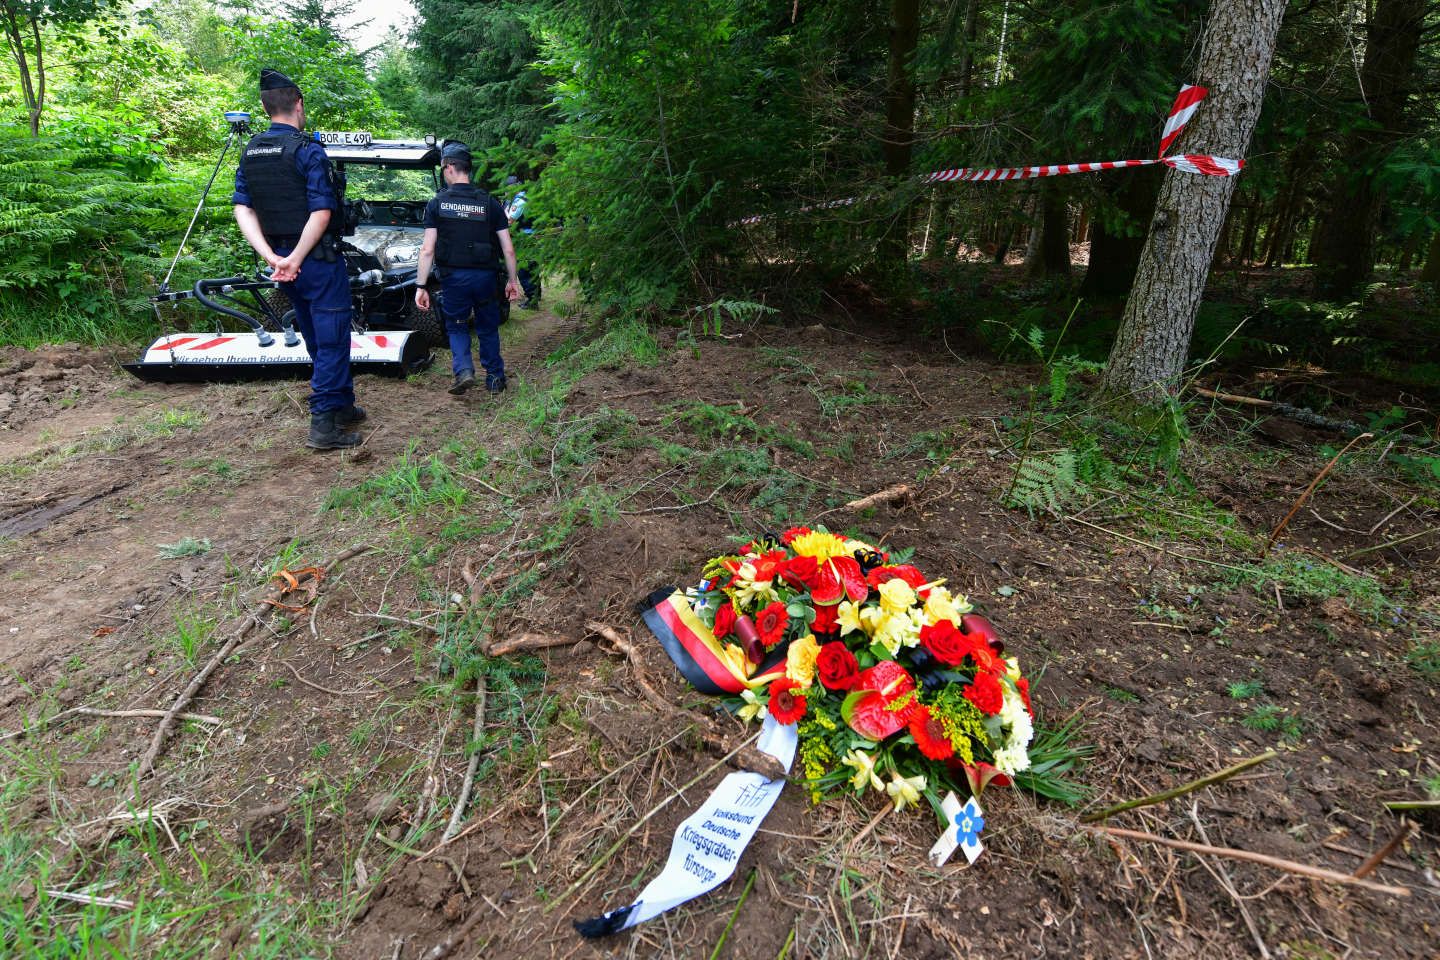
908, 706, 954, 760
767, 678, 807, 724
810, 602, 840, 637
780, 526, 813, 545
865, 564, 927, 590
754, 601, 789, 649
963, 671, 1004, 715
712, 601, 738, 640
1015, 676, 1033, 715
964, 636, 1006, 676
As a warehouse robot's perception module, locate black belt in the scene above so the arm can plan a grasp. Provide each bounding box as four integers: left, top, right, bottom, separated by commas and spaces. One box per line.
265, 234, 302, 248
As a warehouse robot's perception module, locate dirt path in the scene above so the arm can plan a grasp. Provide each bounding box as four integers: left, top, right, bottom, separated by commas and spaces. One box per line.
0, 308, 566, 693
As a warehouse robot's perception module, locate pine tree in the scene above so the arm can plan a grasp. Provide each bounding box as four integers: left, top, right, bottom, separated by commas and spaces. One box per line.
1100, 0, 1287, 401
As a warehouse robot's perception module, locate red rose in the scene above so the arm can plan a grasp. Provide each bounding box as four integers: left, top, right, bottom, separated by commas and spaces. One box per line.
754, 601, 789, 649
815, 641, 859, 690
780, 526, 812, 545
712, 601, 737, 640
781, 555, 820, 590
908, 706, 954, 760
811, 602, 839, 637
963, 671, 1004, 715
767, 678, 807, 724
919, 620, 967, 666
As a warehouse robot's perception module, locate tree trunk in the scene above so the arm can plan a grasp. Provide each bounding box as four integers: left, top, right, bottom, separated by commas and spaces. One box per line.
876, 0, 921, 274
1310, 0, 1427, 298
957, 0, 982, 100
1026, 181, 1071, 277
1420, 230, 1440, 286
1238, 197, 1261, 264
1101, 0, 1287, 402
1081, 171, 1162, 298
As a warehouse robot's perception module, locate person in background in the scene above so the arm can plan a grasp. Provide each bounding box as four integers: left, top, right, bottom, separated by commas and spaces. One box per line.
414, 142, 523, 395
233, 67, 364, 450
504, 175, 541, 309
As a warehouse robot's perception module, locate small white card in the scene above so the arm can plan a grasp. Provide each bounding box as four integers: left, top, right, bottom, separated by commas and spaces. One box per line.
928, 791, 985, 867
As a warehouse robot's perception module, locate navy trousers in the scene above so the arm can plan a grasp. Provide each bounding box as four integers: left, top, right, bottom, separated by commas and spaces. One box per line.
275, 249, 354, 414
437, 268, 504, 382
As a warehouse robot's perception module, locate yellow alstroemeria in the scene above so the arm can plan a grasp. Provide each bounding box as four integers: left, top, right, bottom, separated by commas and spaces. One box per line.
886, 771, 927, 811
733, 562, 780, 607
786, 633, 822, 686
836, 600, 864, 636
737, 688, 765, 723
789, 531, 850, 560
842, 749, 883, 794
870, 607, 922, 656
878, 577, 917, 614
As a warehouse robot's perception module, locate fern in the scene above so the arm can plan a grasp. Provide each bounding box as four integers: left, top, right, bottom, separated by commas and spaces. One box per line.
1005, 448, 1083, 517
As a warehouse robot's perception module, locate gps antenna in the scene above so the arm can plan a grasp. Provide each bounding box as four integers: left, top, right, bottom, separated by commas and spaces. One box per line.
158, 112, 252, 294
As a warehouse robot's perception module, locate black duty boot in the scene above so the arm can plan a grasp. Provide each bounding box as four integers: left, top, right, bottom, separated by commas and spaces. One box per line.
486, 374, 507, 394
336, 404, 367, 427
306, 410, 362, 450
449, 371, 476, 395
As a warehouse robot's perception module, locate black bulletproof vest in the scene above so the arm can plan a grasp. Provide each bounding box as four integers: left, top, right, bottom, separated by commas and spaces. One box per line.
434, 183, 497, 269
239, 129, 311, 240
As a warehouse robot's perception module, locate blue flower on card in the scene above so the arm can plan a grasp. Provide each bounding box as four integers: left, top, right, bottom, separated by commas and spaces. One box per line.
954, 800, 985, 846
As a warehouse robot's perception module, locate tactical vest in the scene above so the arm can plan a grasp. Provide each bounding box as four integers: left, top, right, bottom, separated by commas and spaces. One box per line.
239, 128, 343, 244
434, 183, 497, 270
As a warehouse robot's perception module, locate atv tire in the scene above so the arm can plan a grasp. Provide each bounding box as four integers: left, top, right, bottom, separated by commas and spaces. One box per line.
259, 290, 296, 333
405, 302, 447, 351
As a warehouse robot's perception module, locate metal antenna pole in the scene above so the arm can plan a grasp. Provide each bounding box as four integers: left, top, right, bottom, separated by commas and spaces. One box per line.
159, 116, 248, 293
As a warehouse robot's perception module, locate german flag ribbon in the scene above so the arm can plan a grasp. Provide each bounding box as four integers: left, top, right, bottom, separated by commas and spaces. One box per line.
640, 588, 787, 696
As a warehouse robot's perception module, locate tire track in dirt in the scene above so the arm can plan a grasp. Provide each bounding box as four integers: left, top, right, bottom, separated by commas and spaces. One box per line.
0, 307, 567, 705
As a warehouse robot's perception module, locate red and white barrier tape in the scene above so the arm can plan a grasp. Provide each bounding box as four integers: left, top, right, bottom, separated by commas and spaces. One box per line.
735, 84, 1240, 226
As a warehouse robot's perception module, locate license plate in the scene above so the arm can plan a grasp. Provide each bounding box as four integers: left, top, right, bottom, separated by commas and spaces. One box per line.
318, 130, 373, 146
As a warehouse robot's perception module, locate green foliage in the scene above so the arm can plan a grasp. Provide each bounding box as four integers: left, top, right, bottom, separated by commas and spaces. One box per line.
1012, 711, 1094, 806
1406, 641, 1440, 679
1227, 679, 1264, 700
1241, 704, 1304, 742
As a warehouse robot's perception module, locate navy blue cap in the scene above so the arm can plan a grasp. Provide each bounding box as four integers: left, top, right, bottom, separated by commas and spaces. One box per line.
441, 140, 472, 164
260, 68, 299, 92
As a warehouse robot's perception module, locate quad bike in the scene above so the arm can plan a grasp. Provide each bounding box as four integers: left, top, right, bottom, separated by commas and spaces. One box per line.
126, 113, 510, 383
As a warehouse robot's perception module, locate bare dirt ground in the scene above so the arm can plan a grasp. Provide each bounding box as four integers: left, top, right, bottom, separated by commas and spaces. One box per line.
2, 296, 1438, 959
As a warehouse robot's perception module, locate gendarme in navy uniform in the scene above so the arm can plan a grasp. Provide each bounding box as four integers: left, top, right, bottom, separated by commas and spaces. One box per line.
232, 67, 364, 449
414, 142, 522, 395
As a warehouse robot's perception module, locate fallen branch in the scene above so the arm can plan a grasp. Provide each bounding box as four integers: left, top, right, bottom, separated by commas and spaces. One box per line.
442, 679, 487, 843
0, 707, 220, 744
1090, 824, 1410, 897
1263, 433, 1373, 557
1345, 526, 1440, 560
485, 633, 577, 658
1080, 750, 1277, 823
844, 483, 913, 512
587, 620, 786, 782
355, 612, 442, 633
279, 660, 376, 697
136, 544, 372, 779
1381, 799, 1440, 812
45, 889, 135, 910
1067, 517, 1254, 574
1354, 819, 1417, 880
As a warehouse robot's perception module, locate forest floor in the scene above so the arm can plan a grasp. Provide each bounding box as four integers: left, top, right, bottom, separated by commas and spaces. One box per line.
2, 288, 1439, 959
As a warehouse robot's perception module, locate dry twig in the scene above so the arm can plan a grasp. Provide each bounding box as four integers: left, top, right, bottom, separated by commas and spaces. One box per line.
1091, 824, 1409, 897
485, 633, 577, 658
1263, 433, 1373, 556
0, 707, 220, 744
442, 679, 487, 843
1081, 750, 1277, 823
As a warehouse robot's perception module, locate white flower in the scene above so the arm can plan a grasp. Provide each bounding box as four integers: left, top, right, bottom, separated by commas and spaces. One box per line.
993, 744, 1031, 775
737, 688, 765, 724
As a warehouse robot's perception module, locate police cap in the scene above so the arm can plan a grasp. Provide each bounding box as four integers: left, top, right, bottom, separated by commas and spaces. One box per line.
260, 68, 300, 92
440, 141, 472, 165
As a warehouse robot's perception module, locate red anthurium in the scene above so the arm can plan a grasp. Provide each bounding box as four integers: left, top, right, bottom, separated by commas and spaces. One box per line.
959, 761, 1012, 795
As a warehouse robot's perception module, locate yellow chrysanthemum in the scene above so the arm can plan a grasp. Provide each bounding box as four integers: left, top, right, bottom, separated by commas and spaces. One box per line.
886, 771, 926, 811
789, 531, 850, 560
842, 749, 883, 794
786, 633, 822, 686
878, 577, 917, 614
